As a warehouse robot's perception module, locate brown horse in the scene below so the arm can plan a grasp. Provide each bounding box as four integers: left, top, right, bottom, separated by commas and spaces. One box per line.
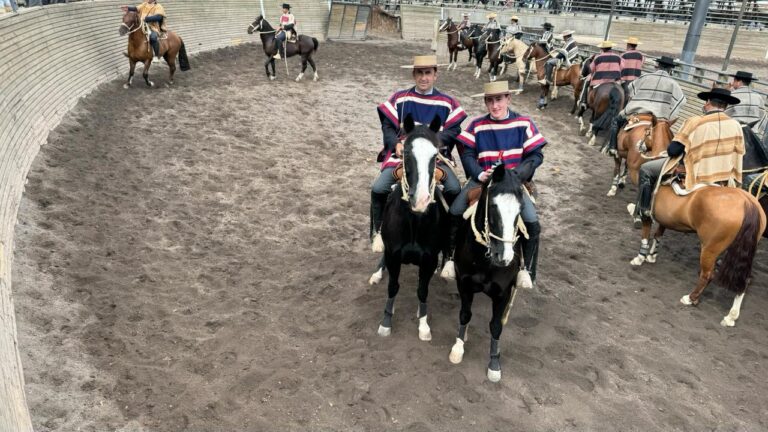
247, 15, 319, 82
578, 82, 625, 147
522, 42, 582, 112
629, 176, 766, 327
607, 114, 674, 197
119, 10, 189, 88
438, 19, 480, 71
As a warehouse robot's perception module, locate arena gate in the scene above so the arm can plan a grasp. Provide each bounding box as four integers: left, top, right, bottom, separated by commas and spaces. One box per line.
327, 1, 371, 40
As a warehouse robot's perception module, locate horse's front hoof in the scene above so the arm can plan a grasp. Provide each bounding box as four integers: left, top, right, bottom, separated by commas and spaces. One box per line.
418, 316, 431, 341
123, 83, 130, 89
368, 268, 383, 285
721, 316, 736, 327
487, 368, 501, 382
680, 295, 697, 306
630, 255, 646, 266
449, 338, 465, 364
377, 325, 391, 337
146, 81, 154, 87
313, 72, 319, 81
269, 75, 276, 81
607, 186, 617, 197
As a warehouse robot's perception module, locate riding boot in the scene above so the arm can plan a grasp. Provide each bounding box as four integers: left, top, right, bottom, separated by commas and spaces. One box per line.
519, 221, 540, 288
440, 215, 462, 280
151, 39, 161, 59
370, 191, 388, 252
605, 114, 626, 156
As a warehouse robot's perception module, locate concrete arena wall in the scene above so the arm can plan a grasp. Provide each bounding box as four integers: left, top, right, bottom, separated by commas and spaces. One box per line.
0, 0, 329, 429
401, 5, 609, 40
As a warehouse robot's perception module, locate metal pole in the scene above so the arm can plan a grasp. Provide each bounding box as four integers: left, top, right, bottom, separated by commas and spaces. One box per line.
260, 0, 265, 18
604, 0, 615, 40
721, 0, 748, 71
680, 0, 712, 67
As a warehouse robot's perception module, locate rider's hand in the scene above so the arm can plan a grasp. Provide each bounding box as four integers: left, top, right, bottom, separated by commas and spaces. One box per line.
478, 169, 493, 183
395, 142, 404, 158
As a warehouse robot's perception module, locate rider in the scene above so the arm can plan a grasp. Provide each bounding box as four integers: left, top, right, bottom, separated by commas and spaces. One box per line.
620, 36, 644, 97
370, 55, 467, 251
503, 30, 527, 91
446, 81, 546, 287
578, 41, 622, 109
273, 3, 296, 60
725, 71, 767, 192
540, 22, 554, 50
506, 16, 521, 37
604, 56, 686, 157
121, 0, 166, 60
632, 87, 743, 220
541, 30, 578, 85
457, 12, 471, 49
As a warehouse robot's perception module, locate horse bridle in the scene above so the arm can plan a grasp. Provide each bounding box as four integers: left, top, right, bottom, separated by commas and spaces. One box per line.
120, 16, 142, 35
399, 150, 439, 205
249, 20, 277, 34
469, 179, 529, 256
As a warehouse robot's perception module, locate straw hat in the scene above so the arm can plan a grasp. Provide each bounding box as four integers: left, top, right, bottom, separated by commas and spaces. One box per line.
471, 81, 519, 98
486, 12, 497, 19
597, 40, 615, 48
400, 55, 448, 69
510, 15, 519, 21
624, 36, 642, 45
562, 30, 575, 37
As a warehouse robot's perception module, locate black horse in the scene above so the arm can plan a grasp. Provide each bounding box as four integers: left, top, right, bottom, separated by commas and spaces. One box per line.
473, 28, 503, 82
247, 15, 319, 82
375, 114, 449, 341
447, 164, 528, 382
742, 124, 768, 238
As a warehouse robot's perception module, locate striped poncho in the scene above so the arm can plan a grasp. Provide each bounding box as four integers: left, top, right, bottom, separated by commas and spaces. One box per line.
674, 111, 744, 188
725, 87, 766, 125
624, 70, 686, 121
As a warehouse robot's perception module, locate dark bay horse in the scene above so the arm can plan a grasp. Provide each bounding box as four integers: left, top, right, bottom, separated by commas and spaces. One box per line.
247, 16, 319, 82
742, 124, 768, 238
374, 114, 449, 341
447, 165, 527, 382
607, 114, 674, 197
522, 42, 582, 112
473, 29, 503, 82
577, 78, 625, 146
629, 165, 766, 327
119, 10, 189, 88
438, 18, 481, 70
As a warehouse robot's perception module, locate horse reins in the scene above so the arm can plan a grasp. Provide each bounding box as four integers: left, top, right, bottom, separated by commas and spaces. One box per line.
469, 179, 528, 253
399, 152, 439, 206
249, 22, 277, 34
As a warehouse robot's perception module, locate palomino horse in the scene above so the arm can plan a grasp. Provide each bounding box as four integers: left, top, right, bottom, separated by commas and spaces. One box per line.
578, 82, 625, 147
119, 10, 190, 88
607, 114, 674, 197
438, 18, 481, 70
474, 29, 503, 82
630, 172, 766, 327
374, 114, 449, 341
447, 164, 528, 382
499, 37, 529, 91
247, 16, 319, 82
522, 42, 582, 112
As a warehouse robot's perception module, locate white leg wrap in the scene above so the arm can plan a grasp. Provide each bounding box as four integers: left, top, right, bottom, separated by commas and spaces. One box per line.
440, 260, 456, 280
295, 73, 304, 82
449, 338, 465, 364
368, 268, 384, 285
371, 233, 385, 253
418, 316, 432, 341
680, 295, 693, 305
607, 185, 618, 197
487, 368, 501, 382
377, 325, 391, 336
721, 292, 745, 327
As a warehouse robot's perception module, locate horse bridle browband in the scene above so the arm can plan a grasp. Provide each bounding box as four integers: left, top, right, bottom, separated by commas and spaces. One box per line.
399, 150, 439, 205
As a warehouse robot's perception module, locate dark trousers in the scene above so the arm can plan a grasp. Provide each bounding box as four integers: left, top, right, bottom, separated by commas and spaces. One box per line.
637, 158, 667, 216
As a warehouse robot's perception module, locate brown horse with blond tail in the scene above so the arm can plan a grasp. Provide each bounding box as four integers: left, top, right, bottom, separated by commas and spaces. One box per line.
119, 10, 190, 88
606, 114, 674, 197
629, 169, 766, 327
522, 42, 582, 112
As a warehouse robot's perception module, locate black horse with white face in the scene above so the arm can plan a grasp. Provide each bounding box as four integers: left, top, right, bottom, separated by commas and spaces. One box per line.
447, 164, 528, 382
376, 114, 449, 341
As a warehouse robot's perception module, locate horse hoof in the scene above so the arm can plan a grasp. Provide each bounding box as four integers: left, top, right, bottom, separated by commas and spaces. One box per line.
440, 260, 456, 280
418, 317, 431, 341
646, 254, 657, 264
516, 270, 533, 289
123, 83, 130, 89
588, 136, 597, 147
449, 339, 465, 364
368, 268, 384, 285
607, 187, 617, 197
269, 75, 276, 81
313, 73, 319, 81
371, 234, 384, 253
487, 368, 501, 382
630, 255, 646, 266
147, 81, 154, 87
720, 316, 736, 327
377, 325, 391, 337
680, 295, 695, 306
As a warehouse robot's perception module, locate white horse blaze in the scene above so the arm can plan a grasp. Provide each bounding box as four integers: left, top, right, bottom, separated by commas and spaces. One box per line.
493, 193, 522, 266
410, 138, 438, 213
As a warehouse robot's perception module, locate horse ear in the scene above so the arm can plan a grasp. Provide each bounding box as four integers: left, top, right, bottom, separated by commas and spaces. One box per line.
428, 115, 441, 134
492, 164, 506, 183
403, 114, 415, 134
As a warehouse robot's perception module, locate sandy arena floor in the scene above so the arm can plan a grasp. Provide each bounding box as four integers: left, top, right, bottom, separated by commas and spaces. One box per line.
12, 40, 768, 431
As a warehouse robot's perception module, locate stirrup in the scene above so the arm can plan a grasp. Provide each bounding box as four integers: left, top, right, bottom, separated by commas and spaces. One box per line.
516, 269, 533, 290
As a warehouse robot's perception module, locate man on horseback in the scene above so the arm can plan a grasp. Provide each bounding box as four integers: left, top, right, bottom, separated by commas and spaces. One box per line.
725, 71, 767, 192
506, 16, 521, 37
445, 81, 546, 287
579, 41, 621, 109
273, 3, 296, 60
604, 56, 686, 157
457, 12, 471, 49
541, 30, 578, 86
540, 22, 554, 50
370, 55, 467, 251
620, 36, 644, 97
632, 87, 743, 219
121, 0, 166, 60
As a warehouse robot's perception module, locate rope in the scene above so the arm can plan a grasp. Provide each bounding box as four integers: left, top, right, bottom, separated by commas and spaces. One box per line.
468, 178, 528, 248
399, 151, 438, 206
748, 171, 768, 197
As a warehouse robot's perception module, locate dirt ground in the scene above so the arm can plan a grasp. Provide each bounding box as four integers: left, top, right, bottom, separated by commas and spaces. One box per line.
12, 39, 768, 432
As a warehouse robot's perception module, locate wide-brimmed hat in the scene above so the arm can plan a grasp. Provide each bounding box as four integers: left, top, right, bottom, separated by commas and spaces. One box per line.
487, 12, 497, 19
624, 36, 642, 45
542, 22, 554, 30
596, 40, 615, 48
471, 81, 518, 98
282, 3, 291, 9
730, 70, 758, 82
462, 12, 470, 16
510, 15, 519, 21
697, 87, 741, 105
400, 55, 448, 69
562, 30, 575, 37
655, 56, 677, 68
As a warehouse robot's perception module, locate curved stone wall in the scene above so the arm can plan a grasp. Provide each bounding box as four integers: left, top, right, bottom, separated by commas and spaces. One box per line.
0, 0, 329, 429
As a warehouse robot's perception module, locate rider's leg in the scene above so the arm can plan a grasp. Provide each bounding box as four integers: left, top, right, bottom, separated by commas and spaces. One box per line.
371, 168, 396, 249
606, 112, 627, 156
636, 158, 666, 218
541, 59, 555, 85
441, 168, 462, 206
149, 31, 160, 59
443, 179, 480, 279
274, 32, 286, 59
519, 192, 540, 285
579, 79, 591, 108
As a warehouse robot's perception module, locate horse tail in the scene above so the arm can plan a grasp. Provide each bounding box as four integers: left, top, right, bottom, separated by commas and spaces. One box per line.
716, 201, 762, 294
312, 37, 319, 53
592, 84, 622, 131
178, 40, 191, 71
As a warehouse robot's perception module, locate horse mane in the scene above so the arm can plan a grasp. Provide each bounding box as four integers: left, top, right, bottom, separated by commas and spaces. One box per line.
258, 15, 274, 31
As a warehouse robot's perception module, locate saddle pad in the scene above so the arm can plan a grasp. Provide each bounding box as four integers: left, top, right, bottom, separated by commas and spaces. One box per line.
624, 120, 652, 132
670, 181, 720, 196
